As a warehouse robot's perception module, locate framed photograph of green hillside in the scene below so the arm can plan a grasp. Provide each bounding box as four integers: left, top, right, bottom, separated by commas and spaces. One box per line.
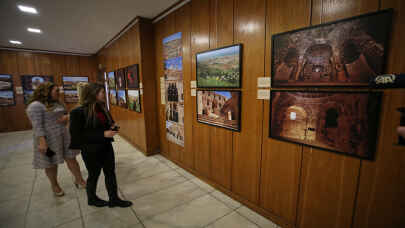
196, 44, 242, 88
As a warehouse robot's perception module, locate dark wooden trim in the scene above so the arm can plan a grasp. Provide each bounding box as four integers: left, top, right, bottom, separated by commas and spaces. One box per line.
0, 46, 92, 56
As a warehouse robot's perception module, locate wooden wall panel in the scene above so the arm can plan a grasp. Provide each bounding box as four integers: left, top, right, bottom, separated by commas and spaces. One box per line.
295, 1, 378, 228
154, 19, 169, 156
208, 0, 234, 190
172, 4, 194, 168
231, 0, 265, 203
297, 148, 360, 228
353, 0, 405, 227
191, 0, 212, 178
0, 50, 97, 132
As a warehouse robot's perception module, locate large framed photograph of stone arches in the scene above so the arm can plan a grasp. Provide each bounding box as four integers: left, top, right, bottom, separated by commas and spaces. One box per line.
271, 9, 393, 87
269, 90, 382, 160
197, 90, 241, 131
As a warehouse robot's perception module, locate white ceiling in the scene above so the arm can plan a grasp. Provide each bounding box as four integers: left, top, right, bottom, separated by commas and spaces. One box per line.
0, 0, 179, 55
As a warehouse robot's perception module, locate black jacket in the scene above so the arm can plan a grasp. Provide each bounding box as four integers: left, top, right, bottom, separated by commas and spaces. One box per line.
69, 105, 114, 150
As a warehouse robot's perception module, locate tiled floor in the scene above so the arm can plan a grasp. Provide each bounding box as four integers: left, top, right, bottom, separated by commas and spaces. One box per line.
0, 130, 280, 228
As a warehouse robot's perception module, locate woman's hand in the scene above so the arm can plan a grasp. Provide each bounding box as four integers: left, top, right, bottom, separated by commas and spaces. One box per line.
104, 130, 118, 138
56, 115, 69, 125
38, 137, 48, 154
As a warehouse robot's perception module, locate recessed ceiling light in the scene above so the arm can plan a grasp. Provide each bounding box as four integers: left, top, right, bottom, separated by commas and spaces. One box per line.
18, 5, 38, 14
9, 40, 22, 45
27, 28, 42, 33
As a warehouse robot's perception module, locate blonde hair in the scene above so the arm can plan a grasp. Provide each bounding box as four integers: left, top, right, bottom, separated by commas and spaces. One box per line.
76, 82, 89, 105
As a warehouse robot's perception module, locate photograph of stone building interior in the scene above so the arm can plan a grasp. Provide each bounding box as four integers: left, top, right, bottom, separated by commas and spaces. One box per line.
0, 0, 404, 228
270, 91, 381, 159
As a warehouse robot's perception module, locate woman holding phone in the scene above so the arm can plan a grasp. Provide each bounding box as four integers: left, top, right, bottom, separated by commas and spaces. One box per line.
26, 82, 86, 197
69, 83, 132, 207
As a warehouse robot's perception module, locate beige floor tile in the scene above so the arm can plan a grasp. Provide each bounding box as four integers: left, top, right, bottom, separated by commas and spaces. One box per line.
0, 181, 33, 203
142, 195, 232, 228
55, 218, 83, 228
0, 197, 30, 221
29, 190, 78, 211
132, 181, 207, 220
116, 158, 172, 184
26, 198, 81, 228
83, 207, 140, 228
120, 170, 187, 200
175, 167, 196, 180
205, 211, 259, 228
210, 190, 242, 210
190, 178, 216, 193
0, 213, 26, 228
237, 206, 279, 228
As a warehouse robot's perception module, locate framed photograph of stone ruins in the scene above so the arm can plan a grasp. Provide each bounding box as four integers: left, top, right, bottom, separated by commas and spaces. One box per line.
269, 90, 382, 160
271, 9, 393, 87
197, 90, 241, 131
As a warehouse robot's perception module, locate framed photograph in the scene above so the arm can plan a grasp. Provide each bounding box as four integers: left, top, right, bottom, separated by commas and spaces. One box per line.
164, 57, 183, 81
62, 76, 88, 90
269, 90, 382, 160
109, 90, 117, 106
196, 44, 242, 88
117, 90, 127, 108
115, 69, 126, 89
21, 75, 54, 90
196, 90, 241, 131
163, 32, 182, 60
0, 74, 13, 91
397, 107, 405, 146
126, 64, 140, 89
0, 91, 15, 106
271, 9, 393, 87
107, 72, 116, 89
64, 90, 79, 103
128, 90, 141, 112
23, 90, 34, 105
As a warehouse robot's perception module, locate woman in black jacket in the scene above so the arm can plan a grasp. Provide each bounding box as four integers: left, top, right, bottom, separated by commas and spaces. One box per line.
69, 83, 132, 208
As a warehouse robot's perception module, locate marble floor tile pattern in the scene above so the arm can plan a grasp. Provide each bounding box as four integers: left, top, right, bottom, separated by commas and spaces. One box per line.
0, 130, 281, 228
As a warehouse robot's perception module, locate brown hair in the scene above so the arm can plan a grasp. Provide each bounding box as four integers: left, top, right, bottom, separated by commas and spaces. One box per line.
28, 82, 61, 110
81, 82, 112, 127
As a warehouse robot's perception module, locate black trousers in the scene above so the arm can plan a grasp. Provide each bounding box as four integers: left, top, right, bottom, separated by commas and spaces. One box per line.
81, 142, 118, 201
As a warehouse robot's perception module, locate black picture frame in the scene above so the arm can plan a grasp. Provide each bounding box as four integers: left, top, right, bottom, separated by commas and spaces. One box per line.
21, 75, 54, 90
117, 89, 127, 109
115, 68, 126, 90
0, 91, 16, 107
62, 76, 89, 90
107, 71, 116, 89
0, 74, 14, 91
269, 90, 382, 160
271, 9, 393, 88
126, 64, 140, 89
196, 44, 242, 89
196, 90, 241, 132
127, 89, 141, 113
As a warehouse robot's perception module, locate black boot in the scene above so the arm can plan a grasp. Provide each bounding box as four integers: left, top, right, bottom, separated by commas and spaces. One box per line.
88, 196, 108, 207
108, 198, 133, 208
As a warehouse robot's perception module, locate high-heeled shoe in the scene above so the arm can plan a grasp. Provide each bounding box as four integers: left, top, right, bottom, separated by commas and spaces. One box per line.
53, 189, 65, 197
74, 182, 86, 189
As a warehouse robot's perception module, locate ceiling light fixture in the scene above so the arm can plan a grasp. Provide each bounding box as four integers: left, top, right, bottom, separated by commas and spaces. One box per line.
27, 28, 42, 33
9, 40, 22, 45
18, 5, 38, 14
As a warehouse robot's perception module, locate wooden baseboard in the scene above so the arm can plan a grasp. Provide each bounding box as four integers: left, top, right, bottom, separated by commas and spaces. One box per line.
159, 153, 294, 228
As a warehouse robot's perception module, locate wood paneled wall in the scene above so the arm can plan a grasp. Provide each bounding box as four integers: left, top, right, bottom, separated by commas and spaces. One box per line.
97, 19, 159, 155
0, 50, 97, 132
154, 0, 405, 227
